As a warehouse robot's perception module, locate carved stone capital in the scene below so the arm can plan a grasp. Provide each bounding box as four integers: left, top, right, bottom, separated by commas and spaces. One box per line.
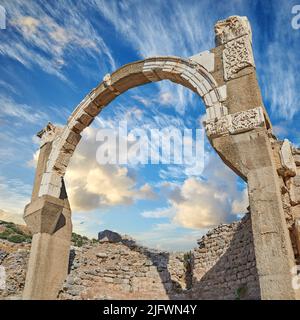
204, 107, 266, 138
23, 195, 66, 235
215, 15, 252, 45
37, 122, 63, 147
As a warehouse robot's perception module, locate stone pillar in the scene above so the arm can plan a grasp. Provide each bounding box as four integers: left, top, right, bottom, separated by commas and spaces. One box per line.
212, 129, 296, 299
23, 124, 72, 300
205, 16, 297, 299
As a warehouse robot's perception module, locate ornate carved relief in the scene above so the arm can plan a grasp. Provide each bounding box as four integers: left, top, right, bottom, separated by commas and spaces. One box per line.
204, 107, 265, 138
215, 15, 252, 45
229, 106, 265, 134
223, 35, 255, 80
205, 116, 230, 137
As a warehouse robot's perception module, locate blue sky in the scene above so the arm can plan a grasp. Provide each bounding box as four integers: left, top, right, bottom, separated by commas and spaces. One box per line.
0, 0, 299, 251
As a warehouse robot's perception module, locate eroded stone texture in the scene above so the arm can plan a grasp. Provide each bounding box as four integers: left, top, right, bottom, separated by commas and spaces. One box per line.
190, 214, 260, 300
279, 139, 297, 177
215, 16, 252, 45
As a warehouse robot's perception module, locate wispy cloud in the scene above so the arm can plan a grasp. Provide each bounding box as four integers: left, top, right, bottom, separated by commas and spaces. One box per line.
1, 0, 116, 81
255, 1, 300, 120
0, 94, 47, 124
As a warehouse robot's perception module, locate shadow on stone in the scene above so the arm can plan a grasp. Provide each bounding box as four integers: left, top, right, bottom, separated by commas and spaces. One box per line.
187, 213, 261, 300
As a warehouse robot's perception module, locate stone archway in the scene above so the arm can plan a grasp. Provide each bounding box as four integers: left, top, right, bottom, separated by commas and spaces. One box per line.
22, 16, 299, 300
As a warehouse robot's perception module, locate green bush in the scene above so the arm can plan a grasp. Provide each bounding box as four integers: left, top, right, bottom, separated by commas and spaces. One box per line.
71, 232, 90, 247
7, 234, 27, 243
0, 232, 8, 240
0, 220, 32, 243
0, 229, 13, 239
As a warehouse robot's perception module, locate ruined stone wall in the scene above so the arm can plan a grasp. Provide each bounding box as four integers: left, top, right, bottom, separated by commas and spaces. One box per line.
0, 214, 261, 300
190, 214, 260, 300
59, 240, 188, 300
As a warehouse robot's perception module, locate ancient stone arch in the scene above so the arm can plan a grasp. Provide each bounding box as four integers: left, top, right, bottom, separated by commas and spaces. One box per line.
22, 16, 300, 300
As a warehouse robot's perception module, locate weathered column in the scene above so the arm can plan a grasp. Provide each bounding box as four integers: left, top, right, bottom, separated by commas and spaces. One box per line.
212, 129, 296, 299
23, 123, 72, 300
205, 16, 297, 299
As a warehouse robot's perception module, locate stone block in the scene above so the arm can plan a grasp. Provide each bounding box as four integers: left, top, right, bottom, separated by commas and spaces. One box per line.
77, 112, 93, 126
279, 139, 297, 177
288, 176, 300, 205
291, 205, 300, 219
83, 99, 103, 117
189, 50, 215, 72
70, 121, 86, 134
66, 131, 81, 146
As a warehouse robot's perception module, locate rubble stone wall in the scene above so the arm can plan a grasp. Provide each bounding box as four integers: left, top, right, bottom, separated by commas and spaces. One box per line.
0, 214, 260, 300
190, 214, 260, 300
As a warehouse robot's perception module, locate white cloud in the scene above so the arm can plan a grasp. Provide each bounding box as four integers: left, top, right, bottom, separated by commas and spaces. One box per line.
26, 149, 39, 168
141, 207, 174, 219
231, 187, 249, 217
142, 150, 248, 230
137, 184, 157, 200
173, 177, 228, 228
65, 126, 156, 212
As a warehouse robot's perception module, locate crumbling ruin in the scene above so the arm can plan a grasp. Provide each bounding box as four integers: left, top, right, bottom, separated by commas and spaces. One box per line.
22, 15, 300, 300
